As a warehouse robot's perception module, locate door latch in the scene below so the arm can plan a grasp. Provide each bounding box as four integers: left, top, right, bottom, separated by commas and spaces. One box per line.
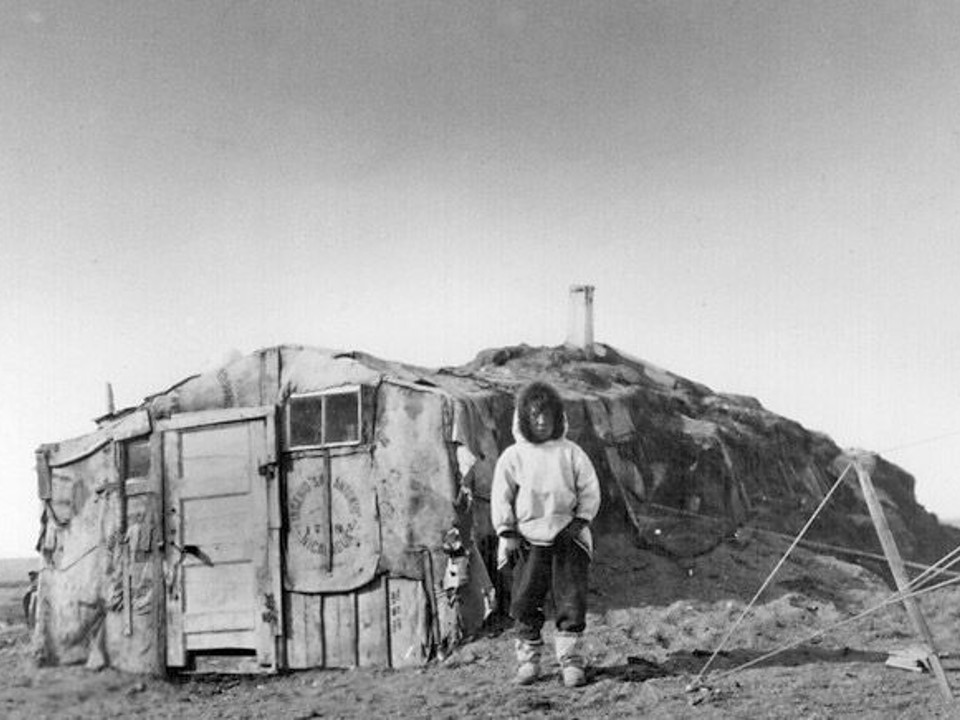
170, 542, 214, 567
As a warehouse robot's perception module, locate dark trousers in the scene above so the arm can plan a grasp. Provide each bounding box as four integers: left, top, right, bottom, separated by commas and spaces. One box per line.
510, 532, 590, 642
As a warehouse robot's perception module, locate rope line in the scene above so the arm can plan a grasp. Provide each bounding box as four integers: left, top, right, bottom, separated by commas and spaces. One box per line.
703, 570, 960, 686
879, 429, 960, 455
692, 463, 853, 685
629, 421, 960, 688
691, 484, 960, 688
906, 542, 960, 590
638, 500, 960, 579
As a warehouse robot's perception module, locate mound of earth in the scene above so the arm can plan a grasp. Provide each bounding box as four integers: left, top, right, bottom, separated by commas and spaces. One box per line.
444, 344, 960, 568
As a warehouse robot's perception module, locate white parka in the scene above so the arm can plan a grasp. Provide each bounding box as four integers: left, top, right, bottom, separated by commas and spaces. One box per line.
491, 407, 601, 556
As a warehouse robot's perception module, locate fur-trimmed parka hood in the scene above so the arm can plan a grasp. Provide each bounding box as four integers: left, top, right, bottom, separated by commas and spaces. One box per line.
513, 380, 567, 444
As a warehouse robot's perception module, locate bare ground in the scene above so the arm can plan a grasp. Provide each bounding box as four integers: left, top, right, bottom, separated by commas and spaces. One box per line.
3, 533, 960, 719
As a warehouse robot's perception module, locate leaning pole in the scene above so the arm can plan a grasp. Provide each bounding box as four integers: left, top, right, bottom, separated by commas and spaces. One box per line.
852, 460, 953, 703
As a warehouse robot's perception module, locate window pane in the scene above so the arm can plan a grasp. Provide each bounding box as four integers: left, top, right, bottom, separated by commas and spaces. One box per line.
289, 395, 324, 448
325, 391, 360, 444
124, 438, 151, 479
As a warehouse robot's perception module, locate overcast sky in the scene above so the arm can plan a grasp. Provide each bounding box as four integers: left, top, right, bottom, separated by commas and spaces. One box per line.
3, 1, 960, 558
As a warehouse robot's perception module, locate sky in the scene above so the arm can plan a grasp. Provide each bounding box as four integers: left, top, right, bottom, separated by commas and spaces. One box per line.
2, 1, 960, 558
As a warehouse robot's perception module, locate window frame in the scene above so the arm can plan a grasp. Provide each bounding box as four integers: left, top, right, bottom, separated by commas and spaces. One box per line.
285, 385, 363, 451
120, 436, 152, 481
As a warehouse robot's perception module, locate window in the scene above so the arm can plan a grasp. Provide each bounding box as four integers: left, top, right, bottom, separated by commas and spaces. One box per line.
287, 386, 362, 450
122, 438, 151, 479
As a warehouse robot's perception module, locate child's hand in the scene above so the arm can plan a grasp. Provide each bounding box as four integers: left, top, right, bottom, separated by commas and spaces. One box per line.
559, 518, 588, 541
497, 535, 523, 569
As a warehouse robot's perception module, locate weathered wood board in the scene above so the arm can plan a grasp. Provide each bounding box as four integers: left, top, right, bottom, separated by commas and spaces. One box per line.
388, 577, 427, 669
356, 575, 390, 667
285, 574, 426, 670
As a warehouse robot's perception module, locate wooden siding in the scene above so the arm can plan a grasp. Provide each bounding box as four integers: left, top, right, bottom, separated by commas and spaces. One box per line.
285, 575, 426, 670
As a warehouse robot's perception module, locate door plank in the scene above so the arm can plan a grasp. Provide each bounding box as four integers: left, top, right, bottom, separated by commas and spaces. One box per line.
186, 630, 257, 651
264, 411, 284, 668
183, 562, 254, 614
247, 421, 276, 667
179, 424, 252, 498
163, 432, 186, 667
184, 610, 254, 634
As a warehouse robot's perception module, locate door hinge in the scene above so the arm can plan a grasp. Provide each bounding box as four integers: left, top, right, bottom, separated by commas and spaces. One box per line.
258, 461, 278, 479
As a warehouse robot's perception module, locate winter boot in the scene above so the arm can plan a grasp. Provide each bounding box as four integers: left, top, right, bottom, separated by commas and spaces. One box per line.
554, 631, 587, 687
514, 638, 543, 685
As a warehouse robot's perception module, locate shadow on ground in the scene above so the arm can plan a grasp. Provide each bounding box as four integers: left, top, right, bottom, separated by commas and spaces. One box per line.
593, 645, 889, 684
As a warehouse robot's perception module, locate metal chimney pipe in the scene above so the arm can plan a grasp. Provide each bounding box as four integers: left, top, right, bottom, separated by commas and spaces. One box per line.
106, 382, 116, 416
566, 285, 595, 354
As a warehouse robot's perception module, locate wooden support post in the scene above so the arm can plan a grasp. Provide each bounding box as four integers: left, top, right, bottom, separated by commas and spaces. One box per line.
853, 460, 954, 702
114, 442, 133, 637
124, 543, 134, 637
324, 453, 334, 574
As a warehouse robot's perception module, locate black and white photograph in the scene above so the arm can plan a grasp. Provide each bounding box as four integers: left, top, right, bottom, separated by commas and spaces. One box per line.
2, 2, 960, 717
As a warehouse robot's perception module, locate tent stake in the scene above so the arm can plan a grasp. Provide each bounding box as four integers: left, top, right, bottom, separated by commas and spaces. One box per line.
853, 460, 954, 702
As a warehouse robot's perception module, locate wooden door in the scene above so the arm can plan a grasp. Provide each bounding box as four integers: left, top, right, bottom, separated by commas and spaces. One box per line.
162, 407, 282, 670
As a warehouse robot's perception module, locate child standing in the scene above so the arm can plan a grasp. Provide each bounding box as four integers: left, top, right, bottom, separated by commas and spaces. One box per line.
491, 381, 601, 687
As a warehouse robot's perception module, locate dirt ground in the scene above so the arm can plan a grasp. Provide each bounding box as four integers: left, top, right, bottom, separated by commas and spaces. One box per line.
4, 533, 960, 719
